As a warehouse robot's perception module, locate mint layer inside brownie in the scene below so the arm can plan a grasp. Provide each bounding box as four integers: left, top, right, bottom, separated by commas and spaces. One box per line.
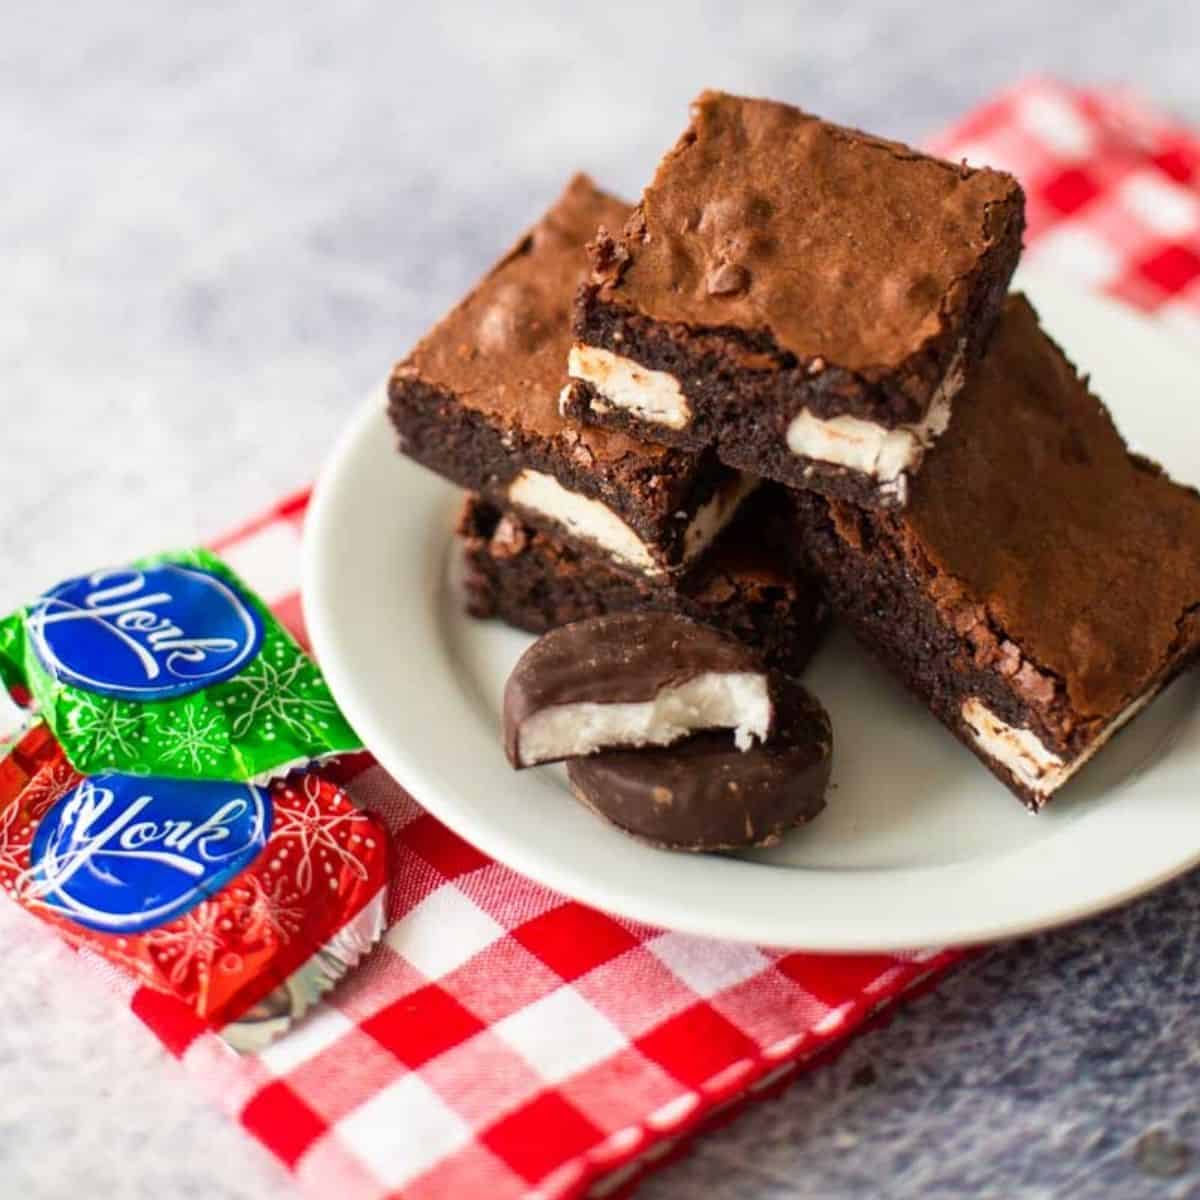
568, 90, 1025, 509
388, 173, 751, 579
794, 294, 1200, 809
459, 488, 829, 679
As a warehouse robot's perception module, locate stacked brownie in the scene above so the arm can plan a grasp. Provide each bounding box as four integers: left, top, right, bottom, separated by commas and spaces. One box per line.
389, 171, 830, 676
391, 90, 1200, 812
567, 92, 1024, 509
793, 295, 1200, 809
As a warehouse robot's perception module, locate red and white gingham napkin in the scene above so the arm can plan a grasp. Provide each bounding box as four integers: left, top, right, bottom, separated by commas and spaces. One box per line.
30, 79, 1200, 1200
930, 78, 1200, 332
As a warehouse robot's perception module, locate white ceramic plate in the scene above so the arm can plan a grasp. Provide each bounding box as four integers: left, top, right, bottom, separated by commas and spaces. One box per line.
303, 272, 1200, 951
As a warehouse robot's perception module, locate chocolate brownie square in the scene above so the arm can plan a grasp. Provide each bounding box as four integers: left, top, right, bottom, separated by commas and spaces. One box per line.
459, 488, 829, 679
793, 293, 1200, 809
567, 91, 1025, 508
389, 174, 752, 579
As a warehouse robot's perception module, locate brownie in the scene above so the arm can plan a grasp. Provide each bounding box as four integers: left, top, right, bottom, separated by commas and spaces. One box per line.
388, 173, 752, 579
793, 293, 1200, 810
566, 90, 1025, 508
459, 489, 829, 679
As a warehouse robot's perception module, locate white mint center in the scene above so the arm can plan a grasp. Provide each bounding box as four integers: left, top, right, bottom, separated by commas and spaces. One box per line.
683, 474, 760, 561
518, 670, 772, 766
507, 469, 752, 576
960, 692, 1155, 800
784, 340, 967, 503
568, 345, 692, 430
507, 470, 656, 571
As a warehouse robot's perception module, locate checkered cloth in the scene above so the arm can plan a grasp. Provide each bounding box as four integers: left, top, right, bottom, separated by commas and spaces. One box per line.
931, 78, 1200, 332
32, 79, 1200, 1200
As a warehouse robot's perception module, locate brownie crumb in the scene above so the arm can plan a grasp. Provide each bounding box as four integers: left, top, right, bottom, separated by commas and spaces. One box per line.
489, 513, 529, 560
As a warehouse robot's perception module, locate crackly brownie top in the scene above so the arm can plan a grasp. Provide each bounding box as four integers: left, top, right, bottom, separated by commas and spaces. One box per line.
398, 174, 669, 465
595, 91, 1022, 373
895, 293, 1200, 719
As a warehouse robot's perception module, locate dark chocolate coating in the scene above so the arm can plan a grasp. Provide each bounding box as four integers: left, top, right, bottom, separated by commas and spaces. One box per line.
503, 612, 767, 768
567, 674, 831, 851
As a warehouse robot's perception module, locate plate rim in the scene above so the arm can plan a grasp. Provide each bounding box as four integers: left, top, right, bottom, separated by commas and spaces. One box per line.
302, 274, 1200, 951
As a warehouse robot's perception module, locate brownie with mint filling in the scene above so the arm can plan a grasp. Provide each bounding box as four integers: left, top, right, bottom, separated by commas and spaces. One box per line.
567, 90, 1024, 509
792, 294, 1200, 809
389, 173, 750, 581
459, 488, 829, 679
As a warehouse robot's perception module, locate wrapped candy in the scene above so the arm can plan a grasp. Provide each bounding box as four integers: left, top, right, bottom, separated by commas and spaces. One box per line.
0, 548, 359, 781
0, 551, 389, 1050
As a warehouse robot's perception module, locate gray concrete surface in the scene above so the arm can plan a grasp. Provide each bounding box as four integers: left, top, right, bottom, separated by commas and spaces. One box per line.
2, 2, 1199, 1197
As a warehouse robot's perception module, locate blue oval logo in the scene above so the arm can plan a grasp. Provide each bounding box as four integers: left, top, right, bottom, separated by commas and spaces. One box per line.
28, 563, 263, 700
27, 774, 271, 932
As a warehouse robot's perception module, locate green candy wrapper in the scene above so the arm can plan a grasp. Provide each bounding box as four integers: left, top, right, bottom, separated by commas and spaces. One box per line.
0, 548, 360, 781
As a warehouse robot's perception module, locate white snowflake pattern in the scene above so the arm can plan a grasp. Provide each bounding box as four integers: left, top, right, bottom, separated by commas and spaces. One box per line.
152, 706, 227, 773
225, 650, 336, 742
0, 762, 79, 887
272, 774, 371, 893
146, 901, 234, 1015
0, 801, 26, 880
20, 761, 81, 822
239, 873, 304, 945
65, 693, 142, 763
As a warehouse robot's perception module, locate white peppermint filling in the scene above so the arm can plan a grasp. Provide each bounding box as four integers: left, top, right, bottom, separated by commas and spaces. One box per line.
682, 473, 760, 562
507, 469, 752, 577
568, 344, 692, 430
960, 692, 1156, 800
572, 340, 968, 504
518, 670, 772, 766
785, 340, 967, 505
508, 470, 656, 571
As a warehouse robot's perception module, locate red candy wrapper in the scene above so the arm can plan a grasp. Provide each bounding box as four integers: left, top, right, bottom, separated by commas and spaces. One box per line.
0, 723, 388, 1051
